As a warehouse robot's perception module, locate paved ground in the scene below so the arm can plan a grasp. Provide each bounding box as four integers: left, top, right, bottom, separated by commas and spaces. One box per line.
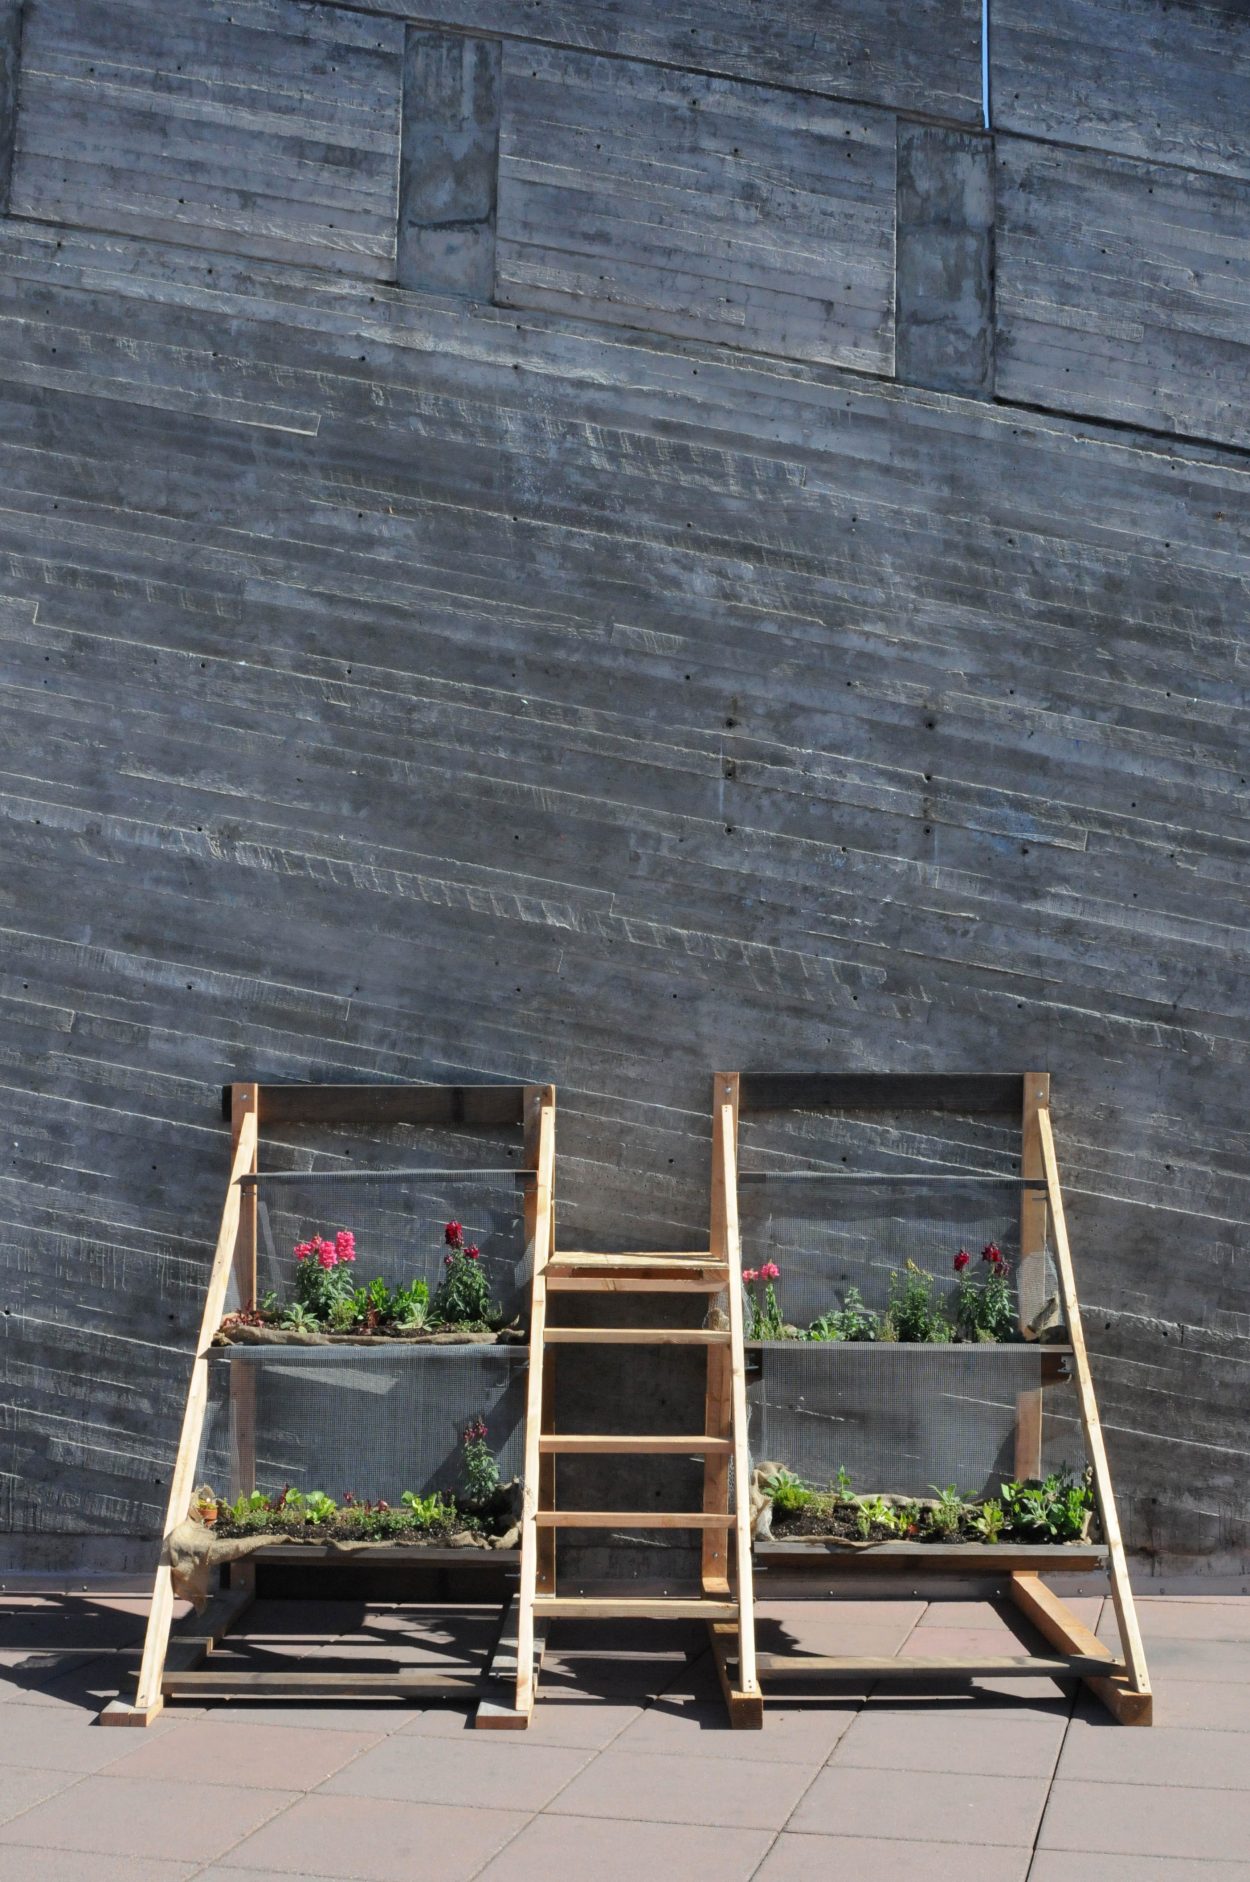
0, 1586, 1247, 1879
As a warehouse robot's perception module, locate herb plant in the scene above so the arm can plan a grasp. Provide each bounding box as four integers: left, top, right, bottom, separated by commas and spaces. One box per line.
806, 1286, 879, 1342
883, 1262, 953, 1342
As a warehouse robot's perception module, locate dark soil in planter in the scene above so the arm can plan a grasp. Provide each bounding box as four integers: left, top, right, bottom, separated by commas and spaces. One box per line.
770, 1505, 1094, 1546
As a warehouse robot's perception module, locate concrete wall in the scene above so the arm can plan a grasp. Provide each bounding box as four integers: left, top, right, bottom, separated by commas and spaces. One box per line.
0, 0, 1247, 1574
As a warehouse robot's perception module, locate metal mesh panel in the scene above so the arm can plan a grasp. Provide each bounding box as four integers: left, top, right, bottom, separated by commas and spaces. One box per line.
749, 1344, 1087, 1501
241, 1169, 533, 1323
738, 1174, 1056, 1329
198, 1346, 527, 1503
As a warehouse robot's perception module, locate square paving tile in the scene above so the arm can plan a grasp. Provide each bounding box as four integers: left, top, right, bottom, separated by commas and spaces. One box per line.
473, 1811, 772, 1882
1029, 1853, 1250, 1881
1059, 1720, 1250, 1789
0, 1704, 184, 1771
398, 1696, 644, 1750
1096, 1635, 1250, 1684
0, 1766, 84, 1827
833, 1704, 1064, 1775
1139, 1681, 1250, 1734
320, 1731, 591, 1810
790, 1763, 1048, 1845
0, 1853, 197, 1882
1131, 1601, 1250, 1642
98, 1719, 383, 1790
0, 1773, 295, 1861
613, 1694, 858, 1764
194, 1702, 422, 1734
1039, 1778, 1250, 1861
546, 1747, 818, 1830
754, 1831, 1032, 1881
219, 1793, 529, 1880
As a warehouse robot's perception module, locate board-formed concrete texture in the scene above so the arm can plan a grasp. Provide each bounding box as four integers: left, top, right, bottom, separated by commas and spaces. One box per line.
0, 0, 1247, 1577
995, 138, 1250, 448
9, 0, 406, 275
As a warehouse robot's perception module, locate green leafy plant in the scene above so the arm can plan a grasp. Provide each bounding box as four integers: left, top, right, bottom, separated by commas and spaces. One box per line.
953, 1244, 1018, 1342
929, 1484, 966, 1537
972, 1497, 1005, 1543
884, 1262, 953, 1343
742, 1262, 785, 1339
281, 1302, 321, 1332
806, 1287, 880, 1343
400, 1489, 449, 1528
833, 1464, 854, 1502
1000, 1471, 1092, 1541
393, 1279, 430, 1330
460, 1416, 501, 1507
855, 1495, 898, 1538
761, 1466, 813, 1514
432, 1222, 498, 1328
303, 1490, 337, 1525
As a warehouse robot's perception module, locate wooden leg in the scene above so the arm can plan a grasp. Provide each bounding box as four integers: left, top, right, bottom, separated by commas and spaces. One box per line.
100, 1574, 257, 1726
476, 1596, 548, 1730
707, 1620, 764, 1729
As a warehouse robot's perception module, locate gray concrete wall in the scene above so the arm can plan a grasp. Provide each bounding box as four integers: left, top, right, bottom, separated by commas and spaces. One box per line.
0, 0, 1247, 1575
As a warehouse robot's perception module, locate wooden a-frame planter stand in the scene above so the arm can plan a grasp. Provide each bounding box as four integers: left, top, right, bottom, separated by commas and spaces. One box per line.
731, 1071, 1152, 1727
103, 1079, 556, 1729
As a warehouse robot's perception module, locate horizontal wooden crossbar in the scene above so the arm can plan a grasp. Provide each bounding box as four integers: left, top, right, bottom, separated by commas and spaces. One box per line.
544, 1328, 731, 1345
534, 1511, 732, 1529
755, 1541, 1107, 1572
546, 1276, 726, 1292
756, 1653, 1118, 1680
222, 1082, 527, 1127
738, 1074, 1024, 1114
161, 1669, 483, 1696
538, 1435, 733, 1455
532, 1596, 738, 1618
548, 1253, 723, 1268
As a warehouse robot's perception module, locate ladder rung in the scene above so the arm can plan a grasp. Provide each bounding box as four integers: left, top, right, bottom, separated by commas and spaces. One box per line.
534, 1511, 732, 1529
550, 1252, 720, 1266
538, 1434, 733, 1455
546, 1276, 727, 1292
532, 1596, 739, 1619
544, 1328, 731, 1345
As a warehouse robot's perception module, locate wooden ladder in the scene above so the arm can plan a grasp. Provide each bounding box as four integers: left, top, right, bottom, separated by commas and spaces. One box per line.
511, 1075, 760, 1727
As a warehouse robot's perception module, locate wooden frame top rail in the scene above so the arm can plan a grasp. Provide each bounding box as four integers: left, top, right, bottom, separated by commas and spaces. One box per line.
221, 1083, 530, 1128
737, 1074, 1026, 1113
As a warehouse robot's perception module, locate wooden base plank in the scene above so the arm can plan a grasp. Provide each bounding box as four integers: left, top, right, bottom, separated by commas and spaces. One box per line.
535, 1511, 732, 1529
1010, 1570, 1151, 1726
162, 1670, 483, 1696
98, 1697, 165, 1728
756, 1541, 1107, 1573
539, 1435, 732, 1455
532, 1595, 737, 1618
757, 1653, 1112, 1680
544, 1328, 730, 1345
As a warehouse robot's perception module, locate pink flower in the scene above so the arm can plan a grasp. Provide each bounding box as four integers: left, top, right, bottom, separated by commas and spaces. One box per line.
318, 1247, 336, 1270
954, 1249, 971, 1272
444, 1253, 453, 1267
463, 1417, 488, 1444
445, 1220, 463, 1249
466, 1244, 480, 1261
760, 1261, 781, 1282
335, 1230, 356, 1264
982, 1242, 1003, 1265
294, 1240, 312, 1263
741, 1267, 759, 1284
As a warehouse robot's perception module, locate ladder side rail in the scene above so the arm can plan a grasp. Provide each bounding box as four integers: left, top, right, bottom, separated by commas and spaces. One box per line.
131, 1101, 259, 1718
1037, 1106, 1150, 1697
514, 1085, 556, 1718
718, 1082, 758, 1699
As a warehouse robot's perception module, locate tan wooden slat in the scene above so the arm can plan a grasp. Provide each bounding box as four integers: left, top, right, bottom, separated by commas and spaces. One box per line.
532, 1596, 738, 1618
514, 1084, 556, 1721
163, 1670, 482, 1694
546, 1275, 727, 1292
538, 1434, 732, 1454
1010, 1570, 1152, 1725
716, 1075, 758, 1707
1037, 1106, 1152, 1706
757, 1653, 1113, 1679
125, 1100, 259, 1723
543, 1327, 731, 1344
534, 1510, 732, 1528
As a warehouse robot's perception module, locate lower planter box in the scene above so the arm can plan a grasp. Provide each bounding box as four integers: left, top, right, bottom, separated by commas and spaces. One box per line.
755, 1538, 1107, 1573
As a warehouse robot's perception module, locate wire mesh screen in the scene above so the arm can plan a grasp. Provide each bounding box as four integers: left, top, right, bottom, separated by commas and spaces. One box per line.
738, 1174, 1056, 1330
241, 1169, 533, 1323
749, 1345, 1086, 1501
198, 1346, 527, 1503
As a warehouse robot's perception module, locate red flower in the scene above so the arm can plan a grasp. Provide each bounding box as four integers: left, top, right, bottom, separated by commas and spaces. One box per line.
982, 1242, 1003, 1265
466, 1245, 480, 1261
444, 1253, 453, 1267
444, 1220, 463, 1248
953, 1249, 971, 1272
